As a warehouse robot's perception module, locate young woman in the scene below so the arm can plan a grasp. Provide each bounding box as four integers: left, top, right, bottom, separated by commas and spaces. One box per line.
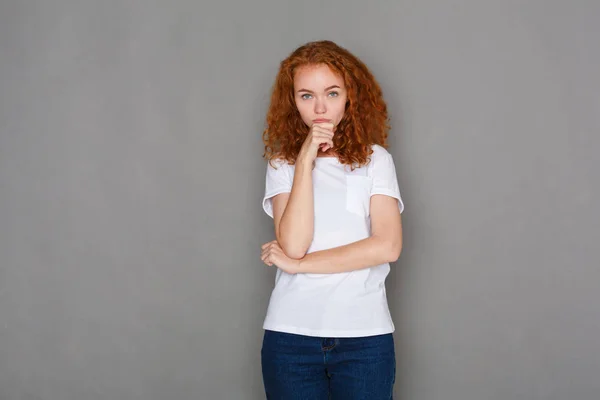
259, 40, 404, 399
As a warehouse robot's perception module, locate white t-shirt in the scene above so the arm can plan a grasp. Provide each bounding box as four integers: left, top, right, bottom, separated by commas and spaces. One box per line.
261, 144, 404, 338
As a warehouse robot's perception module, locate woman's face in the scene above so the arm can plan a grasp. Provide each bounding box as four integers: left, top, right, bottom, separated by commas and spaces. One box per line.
293, 64, 348, 128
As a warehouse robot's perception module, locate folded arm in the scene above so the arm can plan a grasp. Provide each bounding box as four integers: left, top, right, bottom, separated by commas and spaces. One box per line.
273, 160, 315, 259
298, 194, 403, 274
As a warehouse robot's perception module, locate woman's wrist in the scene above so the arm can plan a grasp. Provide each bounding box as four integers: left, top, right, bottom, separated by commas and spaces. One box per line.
296, 155, 315, 173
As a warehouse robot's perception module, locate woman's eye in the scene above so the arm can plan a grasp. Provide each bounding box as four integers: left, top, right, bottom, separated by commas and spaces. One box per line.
301, 94, 313, 100
328, 91, 339, 97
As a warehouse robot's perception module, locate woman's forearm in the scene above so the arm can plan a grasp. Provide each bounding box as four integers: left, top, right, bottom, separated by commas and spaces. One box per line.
278, 160, 314, 259
298, 235, 401, 274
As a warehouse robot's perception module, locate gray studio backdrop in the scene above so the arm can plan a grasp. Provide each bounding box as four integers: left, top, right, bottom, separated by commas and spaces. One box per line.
1, 1, 598, 399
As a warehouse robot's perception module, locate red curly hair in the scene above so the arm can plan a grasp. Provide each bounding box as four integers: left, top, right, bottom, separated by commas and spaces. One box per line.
262, 40, 390, 168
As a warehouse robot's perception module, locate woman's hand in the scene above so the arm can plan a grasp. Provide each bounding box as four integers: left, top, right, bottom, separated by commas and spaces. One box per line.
261, 240, 301, 274
297, 122, 335, 165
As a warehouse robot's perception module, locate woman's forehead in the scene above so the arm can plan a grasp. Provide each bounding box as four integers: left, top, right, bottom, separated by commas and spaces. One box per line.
294, 64, 345, 89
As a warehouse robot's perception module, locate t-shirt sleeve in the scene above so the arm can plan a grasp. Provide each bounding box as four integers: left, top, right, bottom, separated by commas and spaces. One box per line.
371, 152, 405, 213
262, 159, 293, 218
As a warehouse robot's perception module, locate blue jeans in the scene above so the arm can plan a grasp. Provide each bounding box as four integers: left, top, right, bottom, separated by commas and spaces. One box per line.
261, 330, 395, 399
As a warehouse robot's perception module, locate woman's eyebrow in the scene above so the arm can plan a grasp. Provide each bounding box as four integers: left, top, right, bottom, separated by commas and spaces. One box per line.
297, 85, 341, 93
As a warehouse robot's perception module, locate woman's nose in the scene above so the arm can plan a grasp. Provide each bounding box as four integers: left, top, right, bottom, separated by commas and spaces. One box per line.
314, 99, 326, 114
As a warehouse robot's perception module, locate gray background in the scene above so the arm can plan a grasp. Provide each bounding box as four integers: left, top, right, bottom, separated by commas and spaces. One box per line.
1, 0, 598, 399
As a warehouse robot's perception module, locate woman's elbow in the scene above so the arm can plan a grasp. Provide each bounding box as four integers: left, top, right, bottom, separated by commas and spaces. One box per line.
386, 240, 403, 263
284, 247, 307, 260
279, 239, 308, 260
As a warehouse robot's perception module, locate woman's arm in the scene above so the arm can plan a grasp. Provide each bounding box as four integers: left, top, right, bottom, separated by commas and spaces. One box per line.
273, 159, 315, 259
298, 194, 402, 274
